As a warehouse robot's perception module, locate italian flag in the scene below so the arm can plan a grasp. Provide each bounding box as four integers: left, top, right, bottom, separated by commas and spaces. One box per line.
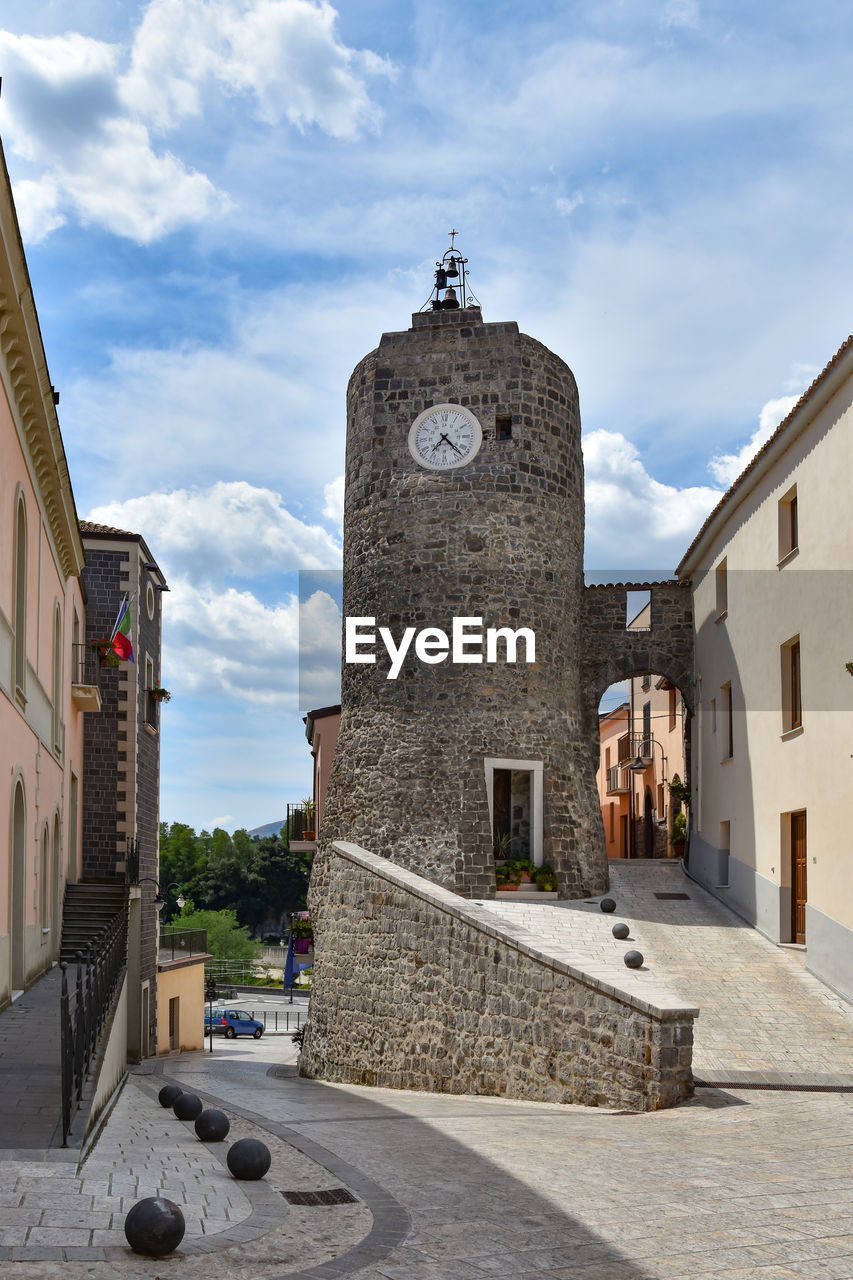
110, 596, 134, 662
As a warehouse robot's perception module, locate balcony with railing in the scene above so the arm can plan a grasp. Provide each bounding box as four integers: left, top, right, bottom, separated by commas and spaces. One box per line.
617, 732, 655, 766
286, 801, 316, 850
158, 927, 209, 966
606, 764, 629, 794
71, 642, 102, 712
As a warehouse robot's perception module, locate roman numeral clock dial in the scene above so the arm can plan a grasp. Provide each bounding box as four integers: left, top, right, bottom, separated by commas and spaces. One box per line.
408, 404, 483, 470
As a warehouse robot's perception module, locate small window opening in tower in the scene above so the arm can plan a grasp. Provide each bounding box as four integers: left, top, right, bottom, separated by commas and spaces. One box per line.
496, 414, 512, 441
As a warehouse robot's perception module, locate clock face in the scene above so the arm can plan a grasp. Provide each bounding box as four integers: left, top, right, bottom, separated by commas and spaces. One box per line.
408, 404, 483, 470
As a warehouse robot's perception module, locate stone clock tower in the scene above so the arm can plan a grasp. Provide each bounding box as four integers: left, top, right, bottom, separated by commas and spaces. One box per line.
318, 241, 608, 900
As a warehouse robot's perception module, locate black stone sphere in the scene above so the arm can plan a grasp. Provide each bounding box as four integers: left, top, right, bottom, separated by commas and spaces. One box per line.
600, 897, 616, 913
195, 1108, 230, 1142
612, 922, 630, 940
124, 1195, 185, 1256
173, 1092, 203, 1121
624, 950, 645, 969
158, 1085, 183, 1108
226, 1137, 271, 1180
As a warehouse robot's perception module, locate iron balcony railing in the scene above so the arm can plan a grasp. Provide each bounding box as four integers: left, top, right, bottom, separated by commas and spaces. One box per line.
617, 732, 656, 764
606, 765, 629, 793
72, 642, 101, 687
286, 802, 314, 840
59, 906, 128, 1147
159, 927, 208, 963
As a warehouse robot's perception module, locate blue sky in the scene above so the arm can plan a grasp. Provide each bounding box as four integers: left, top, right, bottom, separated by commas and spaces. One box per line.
3, 0, 852, 830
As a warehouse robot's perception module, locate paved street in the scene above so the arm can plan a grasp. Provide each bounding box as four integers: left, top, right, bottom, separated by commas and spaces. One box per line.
1, 860, 852, 1278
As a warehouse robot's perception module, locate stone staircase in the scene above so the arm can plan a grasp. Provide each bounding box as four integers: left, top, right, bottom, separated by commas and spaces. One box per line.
60, 882, 127, 963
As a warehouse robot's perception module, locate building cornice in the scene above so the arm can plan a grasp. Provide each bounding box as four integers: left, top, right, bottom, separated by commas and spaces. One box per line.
0, 141, 84, 580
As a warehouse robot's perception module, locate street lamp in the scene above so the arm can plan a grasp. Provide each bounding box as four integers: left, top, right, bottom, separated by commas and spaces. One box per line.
136, 877, 186, 912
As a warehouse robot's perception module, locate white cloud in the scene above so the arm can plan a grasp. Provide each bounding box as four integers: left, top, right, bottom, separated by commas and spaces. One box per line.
707, 394, 801, 487
298, 587, 342, 709
322, 475, 345, 531
583, 428, 721, 570
165, 578, 299, 706
662, 0, 700, 30
122, 0, 392, 138
0, 27, 221, 242
556, 191, 584, 217
0, 0, 391, 242
11, 176, 65, 242
87, 481, 342, 584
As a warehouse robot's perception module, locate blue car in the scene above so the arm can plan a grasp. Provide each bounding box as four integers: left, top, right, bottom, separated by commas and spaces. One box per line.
204, 1008, 264, 1039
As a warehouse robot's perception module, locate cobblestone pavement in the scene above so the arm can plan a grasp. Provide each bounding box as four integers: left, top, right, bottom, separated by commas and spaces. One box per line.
476, 859, 853, 1083
2, 860, 853, 1278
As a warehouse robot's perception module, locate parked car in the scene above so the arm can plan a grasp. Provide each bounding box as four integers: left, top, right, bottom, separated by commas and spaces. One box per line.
204, 1008, 265, 1039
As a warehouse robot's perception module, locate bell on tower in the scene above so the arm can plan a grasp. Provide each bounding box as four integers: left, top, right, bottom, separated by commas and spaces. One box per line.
423, 230, 481, 312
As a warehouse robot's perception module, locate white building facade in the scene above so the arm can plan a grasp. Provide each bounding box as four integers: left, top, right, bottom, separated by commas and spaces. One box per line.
679, 335, 853, 1002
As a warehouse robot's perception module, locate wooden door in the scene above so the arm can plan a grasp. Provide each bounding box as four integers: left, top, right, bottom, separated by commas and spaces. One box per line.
791, 811, 807, 944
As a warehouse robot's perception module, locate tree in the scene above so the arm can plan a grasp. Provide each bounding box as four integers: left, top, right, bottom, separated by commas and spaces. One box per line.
158, 821, 312, 934
174, 906, 261, 960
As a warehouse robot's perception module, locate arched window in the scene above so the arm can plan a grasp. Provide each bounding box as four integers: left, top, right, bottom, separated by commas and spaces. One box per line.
53, 603, 63, 754
11, 780, 26, 987
52, 813, 62, 945
13, 494, 27, 696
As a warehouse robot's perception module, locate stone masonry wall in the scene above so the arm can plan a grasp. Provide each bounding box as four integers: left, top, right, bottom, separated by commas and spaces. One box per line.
321, 308, 607, 903
301, 841, 697, 1111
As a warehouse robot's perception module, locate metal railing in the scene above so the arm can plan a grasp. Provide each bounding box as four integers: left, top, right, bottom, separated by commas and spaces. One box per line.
72, 642, 101, 687
207, 1008, 307, 1032
204, 958, 285, 983
59, 907, 128, 1147
617, 732, 656, 763
286, 802, 315, 840
606, 765, 629, 793
159, 927, 208, 963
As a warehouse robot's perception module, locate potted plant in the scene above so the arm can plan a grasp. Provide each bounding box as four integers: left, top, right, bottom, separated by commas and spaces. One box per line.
669, 811, 688, 857
534, 864, 558, 892
495, 863, 520, 891
147, 686, 171, 703
89, 637, 120, 668
493, 831, 512, 861
668, 774, 690, 806
301, 797, 316, 840
291, 915, 313, 953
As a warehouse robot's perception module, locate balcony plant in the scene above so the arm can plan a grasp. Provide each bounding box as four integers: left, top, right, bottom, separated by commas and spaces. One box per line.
89, 637, 121, 668
147, 686, 171, 703
668, 774, 690, 805
301, 797, 316, 840
289, 911, 312, 952
669, 812, 688, 855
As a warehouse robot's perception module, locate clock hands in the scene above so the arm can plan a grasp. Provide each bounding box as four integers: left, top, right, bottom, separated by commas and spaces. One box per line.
432, 432, 464, 457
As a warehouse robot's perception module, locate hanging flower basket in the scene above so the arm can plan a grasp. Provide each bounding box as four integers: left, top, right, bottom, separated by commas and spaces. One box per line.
147, 686, 171, 703
89, 638, 120, 667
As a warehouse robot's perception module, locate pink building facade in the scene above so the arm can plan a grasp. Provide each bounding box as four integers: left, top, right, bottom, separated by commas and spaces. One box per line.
0, 143, 95, 1005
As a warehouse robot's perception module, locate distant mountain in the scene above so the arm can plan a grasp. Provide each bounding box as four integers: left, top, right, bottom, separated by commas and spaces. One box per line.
248, 818, 287, 838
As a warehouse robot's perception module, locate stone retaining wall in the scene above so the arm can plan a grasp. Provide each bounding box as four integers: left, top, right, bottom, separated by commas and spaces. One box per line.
301, 842, 697, 1111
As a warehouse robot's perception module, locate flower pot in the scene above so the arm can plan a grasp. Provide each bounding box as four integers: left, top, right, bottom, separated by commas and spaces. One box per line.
294, 937, 312, 953
302, 829, 316, 840
498, 883, 519, 892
